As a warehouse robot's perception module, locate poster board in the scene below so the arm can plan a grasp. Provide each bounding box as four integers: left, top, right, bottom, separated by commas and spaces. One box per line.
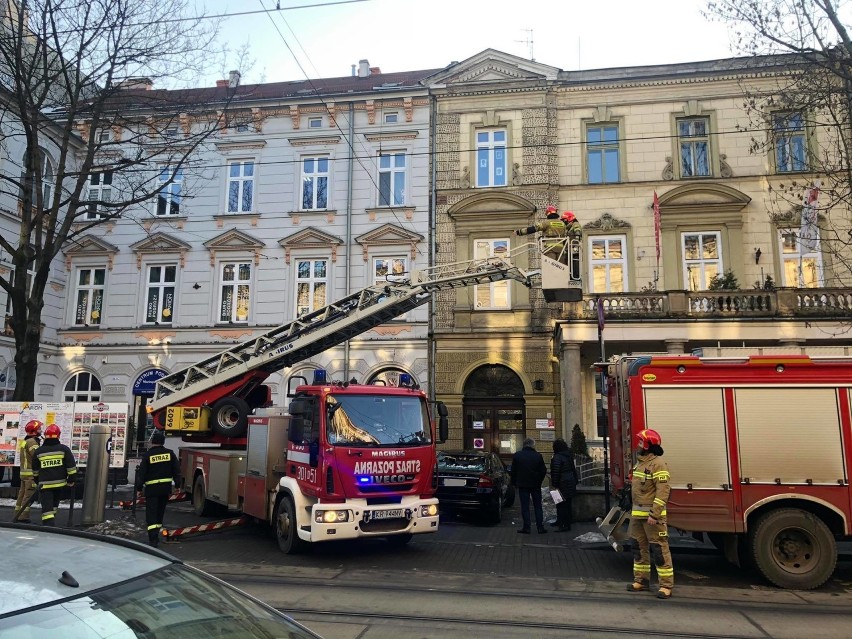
0, 401, 128, 469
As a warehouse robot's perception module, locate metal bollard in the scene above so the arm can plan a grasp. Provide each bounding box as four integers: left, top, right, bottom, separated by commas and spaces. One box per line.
81, 424, 111, 526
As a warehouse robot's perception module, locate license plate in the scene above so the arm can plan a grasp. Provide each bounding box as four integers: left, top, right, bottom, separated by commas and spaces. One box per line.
443, 478, 466, 487
369, 508, 404, 520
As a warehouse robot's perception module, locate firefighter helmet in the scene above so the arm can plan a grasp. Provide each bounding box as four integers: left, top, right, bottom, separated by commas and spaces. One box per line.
636, 428, 662, 450
44, 423, 61, 439
545, 205, 558, 216
25, 419, 43, 436
561, 211, 576, 223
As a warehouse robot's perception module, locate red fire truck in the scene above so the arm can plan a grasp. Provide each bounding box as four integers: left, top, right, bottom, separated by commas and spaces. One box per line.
597, 354, 852, 589
148, 255, 535, 552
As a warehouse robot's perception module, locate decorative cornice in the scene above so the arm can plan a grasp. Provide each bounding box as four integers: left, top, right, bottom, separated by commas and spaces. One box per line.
214, 139, 267, 152
203, 229, 266, 266
363, 131, 419, 142
279, 227, 343, 264
584, 212, 631, 231
355, 223, 424, 261
287, 135, 341, 146
130, 232, 192, 269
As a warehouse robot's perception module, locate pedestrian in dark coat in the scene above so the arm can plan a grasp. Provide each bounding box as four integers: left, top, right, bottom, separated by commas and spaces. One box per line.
550, 438, 578, 531
510, 438, 548, 534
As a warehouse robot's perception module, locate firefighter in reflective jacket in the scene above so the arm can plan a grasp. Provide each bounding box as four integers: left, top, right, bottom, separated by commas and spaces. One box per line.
626, 428, 674, 599
32, 424, 77, 526
14, 420, 43, 522
515, 205, 571, 264
135, 429, 180, 547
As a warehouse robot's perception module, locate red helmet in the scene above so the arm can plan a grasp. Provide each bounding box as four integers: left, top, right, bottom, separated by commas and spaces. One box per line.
545, 205, 558, 216
561, 211, 576, 223
636, 429, 661, 450
25, 420, 43, 436
44, 423, 61, 439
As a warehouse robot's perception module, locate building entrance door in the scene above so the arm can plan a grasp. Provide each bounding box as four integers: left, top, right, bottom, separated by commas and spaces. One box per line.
462, 364, 525, 464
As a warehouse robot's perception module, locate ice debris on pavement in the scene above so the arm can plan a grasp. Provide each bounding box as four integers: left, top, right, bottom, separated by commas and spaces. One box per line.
85, 517, 145, 538
574, 532, 607, 543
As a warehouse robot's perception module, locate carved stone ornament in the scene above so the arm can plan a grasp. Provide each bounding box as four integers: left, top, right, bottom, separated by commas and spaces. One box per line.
662, 156, 674, 181
584, 212, 631, 231
511, 163, 521, 186
719, 153, 733, 178
461, 166, 471, 189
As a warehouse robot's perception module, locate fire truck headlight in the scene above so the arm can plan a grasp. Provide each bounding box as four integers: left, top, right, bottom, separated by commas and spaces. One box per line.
420, 504, 438, 517
316, 510, 350, 524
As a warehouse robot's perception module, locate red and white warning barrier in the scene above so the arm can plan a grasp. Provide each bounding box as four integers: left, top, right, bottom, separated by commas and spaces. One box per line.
119, 491, 188, 510
161, 516, 249, 540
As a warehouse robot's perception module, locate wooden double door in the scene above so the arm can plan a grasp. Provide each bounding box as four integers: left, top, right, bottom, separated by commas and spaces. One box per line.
463, 401, 525, 464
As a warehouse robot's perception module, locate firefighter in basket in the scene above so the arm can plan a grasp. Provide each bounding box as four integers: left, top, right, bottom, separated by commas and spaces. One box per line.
135, 428, 181, 547
32, 424, 77, 527
561, 210, 582, 280
626, 428, 674, 600
14, 419, 43, 523
515, 205, 571, 265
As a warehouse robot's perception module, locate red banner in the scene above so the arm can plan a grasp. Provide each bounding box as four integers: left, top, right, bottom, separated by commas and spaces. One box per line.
653, 191, 661, 263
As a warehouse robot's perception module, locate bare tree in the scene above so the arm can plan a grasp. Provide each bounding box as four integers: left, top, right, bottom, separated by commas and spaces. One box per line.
0, 0, 241, 399
705, 0, 852, 280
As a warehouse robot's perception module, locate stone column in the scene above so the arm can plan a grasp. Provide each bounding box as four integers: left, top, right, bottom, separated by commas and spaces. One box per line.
559, 341, 582, 441
665, 339, 687, 354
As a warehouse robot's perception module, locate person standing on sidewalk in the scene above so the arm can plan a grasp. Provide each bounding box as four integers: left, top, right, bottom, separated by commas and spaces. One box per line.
626, 428, 674, 599
549, 438, 578, 531
135, 429, 180, 547
32, 424, 77, 526
14, 420, 43, 522
510, 437, 548, 534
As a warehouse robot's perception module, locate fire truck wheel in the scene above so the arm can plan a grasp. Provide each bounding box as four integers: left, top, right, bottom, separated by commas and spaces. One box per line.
386, 533, 413, 546
211, 397, 249, 438
274, 496, 306, 554
192, 476, 215, 517
751, 508, 837, 590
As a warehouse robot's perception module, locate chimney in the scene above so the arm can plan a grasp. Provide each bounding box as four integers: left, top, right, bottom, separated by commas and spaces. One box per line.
116, 77, 153, 91
351, 64, 356, 77
369, 66, 381, 75
358, 59, 370, 78
216, 79, 228, 88
228, 70, 241, 88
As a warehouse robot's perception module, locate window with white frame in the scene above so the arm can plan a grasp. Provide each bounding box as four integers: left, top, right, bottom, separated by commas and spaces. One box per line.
73, 267, 105, 325
63, 372, 102, 402
773, 111, 807, 172
475, 129, 507, 187
374, 257, 407, 284
678, 117, 710, 178
586, 124, 620, 184
0, 365, 15, 401
5, 265, 34, 315
378, 152, 406, 206
226, 160, 254, 213
296, 259, 328, 317
308, 117, 323, 129
474, 239, 510, 309
157, 166, 183, 216
40, 149, 54, 206
97, 129, 112, 144
145, 264, 177, 324
779, 230, 823, 288
682, 232, 721, 291
301, 156, 329, 210
384, 112, 399, 124
588, 235, 627, 293
219, 262, 251, 323
85, 171, 112, 220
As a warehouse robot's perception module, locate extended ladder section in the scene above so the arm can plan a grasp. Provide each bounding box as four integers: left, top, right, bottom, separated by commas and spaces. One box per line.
150, 253, 535, 412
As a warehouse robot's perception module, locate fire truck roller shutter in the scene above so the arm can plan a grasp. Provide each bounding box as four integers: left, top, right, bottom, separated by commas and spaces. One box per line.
211, 396, 250, 438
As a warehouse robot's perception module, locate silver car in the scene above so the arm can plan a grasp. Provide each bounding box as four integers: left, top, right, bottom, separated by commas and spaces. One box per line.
0, 523, 321, 638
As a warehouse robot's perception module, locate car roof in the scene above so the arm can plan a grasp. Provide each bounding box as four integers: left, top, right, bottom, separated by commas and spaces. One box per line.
0, 523, 177, 615
439, 450, 490, 456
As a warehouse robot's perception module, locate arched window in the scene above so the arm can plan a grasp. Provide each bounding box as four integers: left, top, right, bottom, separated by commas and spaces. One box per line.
463, 364, 524, 398
41, 150, 54, 206
64, 372, 102, 402
0, 365, 15, 401
366, 367, 418, 387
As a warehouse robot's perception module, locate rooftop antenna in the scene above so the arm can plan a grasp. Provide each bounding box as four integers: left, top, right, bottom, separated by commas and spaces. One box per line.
516, 28, 534, 61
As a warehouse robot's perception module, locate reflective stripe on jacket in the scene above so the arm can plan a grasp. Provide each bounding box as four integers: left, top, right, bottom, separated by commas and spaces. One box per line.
32, 440, 77, 490
135, 446, 181, 490
19, 436, 40, 478
630, 453, 670, 520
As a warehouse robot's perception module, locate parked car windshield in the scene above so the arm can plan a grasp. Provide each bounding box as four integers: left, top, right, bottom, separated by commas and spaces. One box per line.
0, 563, 317, 639
327, 394, 430, 446
438, 452, 487, 472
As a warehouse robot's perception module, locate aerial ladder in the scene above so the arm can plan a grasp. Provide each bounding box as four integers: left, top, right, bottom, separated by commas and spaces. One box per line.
149, 249, 553, 441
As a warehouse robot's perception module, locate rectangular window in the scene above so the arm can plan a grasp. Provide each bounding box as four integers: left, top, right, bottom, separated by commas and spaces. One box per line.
301, 156, 329, 210
475, 129, 507, 187
682, 232, 722, 291
308, 117, 323, 129
384, 112, 398, 124
587, 125, 620, 184
473, 239, 510, 309
145, 265, 177, 324
219, 262, 251, 323
74, 267, 105, 326
227, 160, 254, 213
4, 267, 34, 314
296, 259, 328, 317
378, 152, 406, 206
374, 257, 407, 284
86, 171, 112, 220
678, 117, 710, 177
589, 235, 627, 293
780, 231, 823, 288
156, 166, 183, 216
774, 112, 807, 172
